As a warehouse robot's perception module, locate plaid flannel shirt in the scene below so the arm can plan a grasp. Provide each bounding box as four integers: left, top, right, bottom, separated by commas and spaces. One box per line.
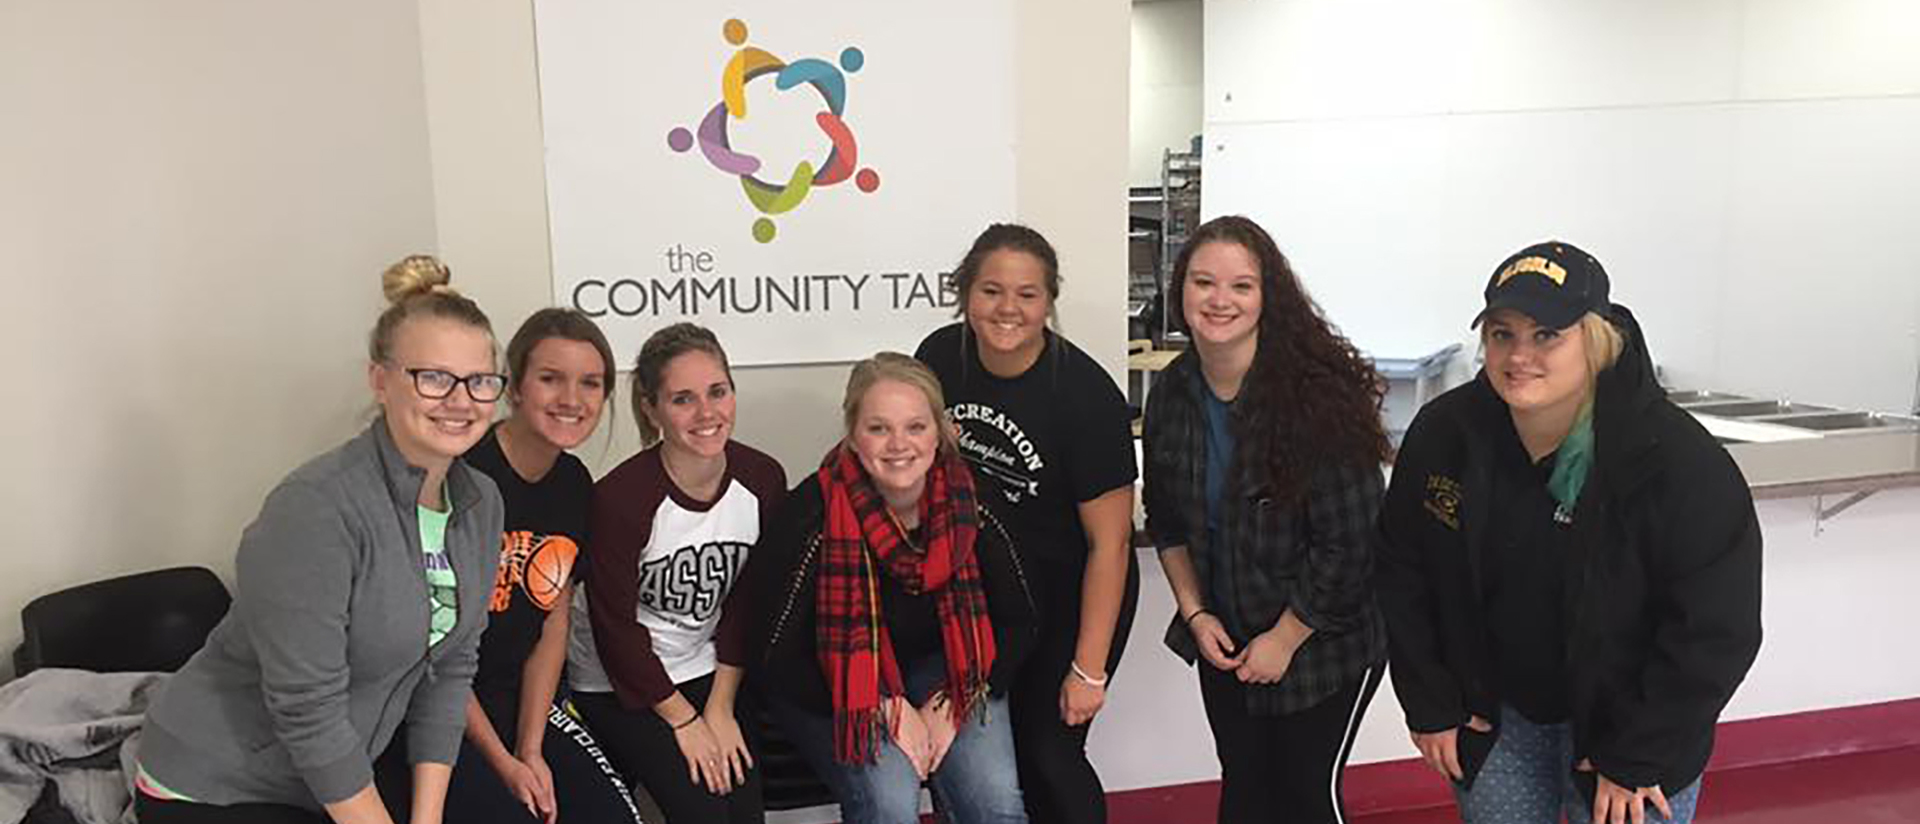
1142, 351, 1387, 714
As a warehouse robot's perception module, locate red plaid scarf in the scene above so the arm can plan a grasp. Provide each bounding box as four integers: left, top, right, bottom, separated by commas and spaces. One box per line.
815, 444, 997, 764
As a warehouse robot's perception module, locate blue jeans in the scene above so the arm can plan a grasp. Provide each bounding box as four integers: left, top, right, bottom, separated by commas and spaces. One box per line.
1453, 706, 1701, 824
770, 655, 1027, 824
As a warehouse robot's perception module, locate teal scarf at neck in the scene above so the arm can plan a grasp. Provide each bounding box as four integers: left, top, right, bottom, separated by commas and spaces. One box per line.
1546, 401, 1595, 524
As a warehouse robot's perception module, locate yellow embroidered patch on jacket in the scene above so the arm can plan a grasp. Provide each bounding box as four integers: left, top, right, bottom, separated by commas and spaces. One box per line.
1424, 474, 1463, 530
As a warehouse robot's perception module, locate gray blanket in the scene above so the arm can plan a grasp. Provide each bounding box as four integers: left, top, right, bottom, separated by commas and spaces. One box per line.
0, 669, 165, 824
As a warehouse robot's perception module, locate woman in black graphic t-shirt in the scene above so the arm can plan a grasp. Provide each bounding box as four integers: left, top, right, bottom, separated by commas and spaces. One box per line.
389, 309, 645, 824
914, 223, 1139, 824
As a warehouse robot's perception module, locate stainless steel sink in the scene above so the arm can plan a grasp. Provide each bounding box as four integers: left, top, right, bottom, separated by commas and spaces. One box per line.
1665, 390, 1751, 406
1757, 411, 1920, 433
1687, 400, 1835, 418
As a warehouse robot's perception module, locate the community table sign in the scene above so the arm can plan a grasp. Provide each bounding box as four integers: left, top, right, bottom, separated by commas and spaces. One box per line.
535, 1, 1017, 366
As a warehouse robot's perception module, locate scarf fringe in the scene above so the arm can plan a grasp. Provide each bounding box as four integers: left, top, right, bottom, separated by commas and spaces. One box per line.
837, 706, 896, 765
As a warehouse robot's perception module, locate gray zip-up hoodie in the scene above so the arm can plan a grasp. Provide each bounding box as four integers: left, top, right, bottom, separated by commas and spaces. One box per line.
137, 419, 503, 808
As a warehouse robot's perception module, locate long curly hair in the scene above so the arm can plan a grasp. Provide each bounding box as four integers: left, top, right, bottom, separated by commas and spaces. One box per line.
1169, 216, 1390, 503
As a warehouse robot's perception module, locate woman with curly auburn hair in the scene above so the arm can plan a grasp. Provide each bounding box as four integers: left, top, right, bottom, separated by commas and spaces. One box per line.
1142, 216, 1389, 824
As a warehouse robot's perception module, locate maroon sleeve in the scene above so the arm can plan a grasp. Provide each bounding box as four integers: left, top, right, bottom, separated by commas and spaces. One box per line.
585, 455, 679, 711
714, 445, 789, 667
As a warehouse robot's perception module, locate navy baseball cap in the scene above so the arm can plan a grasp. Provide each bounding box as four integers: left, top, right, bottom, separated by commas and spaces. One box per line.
1471, 241, 1611, 331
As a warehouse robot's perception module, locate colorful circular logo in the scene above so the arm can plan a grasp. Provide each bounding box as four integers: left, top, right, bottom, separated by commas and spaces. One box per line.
667, 19, 881, 243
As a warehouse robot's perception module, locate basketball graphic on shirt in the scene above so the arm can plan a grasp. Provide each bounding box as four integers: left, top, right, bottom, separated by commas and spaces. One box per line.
526, 536, 578, 610
493, 531, 579, 613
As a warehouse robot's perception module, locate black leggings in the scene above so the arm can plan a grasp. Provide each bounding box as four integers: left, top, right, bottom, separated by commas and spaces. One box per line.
375, 699, 647, 824
445, 700, 647, 823
1198, 662, 1385, 824
135, 795, 325, 824
1008, 555, 1139, 824
571, 673, 764, 824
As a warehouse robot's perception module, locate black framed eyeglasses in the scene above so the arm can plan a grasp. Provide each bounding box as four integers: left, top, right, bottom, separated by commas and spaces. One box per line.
404, 368, 509, 402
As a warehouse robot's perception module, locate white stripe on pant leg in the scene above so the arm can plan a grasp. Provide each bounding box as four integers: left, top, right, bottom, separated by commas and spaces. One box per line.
551, 700, 647, 822
1327, 664, 1380, 824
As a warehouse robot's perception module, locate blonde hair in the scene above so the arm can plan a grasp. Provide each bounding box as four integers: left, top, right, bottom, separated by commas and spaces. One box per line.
841, 352, 959, 456
368, 254, 493, 363
1578, 312, 1625, 378
631, 323, 732, 448
382, 254, 455, 302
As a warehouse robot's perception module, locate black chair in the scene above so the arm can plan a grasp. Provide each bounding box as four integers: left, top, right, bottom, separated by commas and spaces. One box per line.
14, 566, 230, 676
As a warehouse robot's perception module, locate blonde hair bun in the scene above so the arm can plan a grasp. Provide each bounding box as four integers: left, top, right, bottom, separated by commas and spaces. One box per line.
382, 254, 457, 304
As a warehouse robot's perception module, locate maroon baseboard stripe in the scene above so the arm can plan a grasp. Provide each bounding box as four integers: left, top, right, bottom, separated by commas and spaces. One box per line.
1706, 697, 1920, 771
1342, 757, 1454, 815
1106, 697, 1920, 823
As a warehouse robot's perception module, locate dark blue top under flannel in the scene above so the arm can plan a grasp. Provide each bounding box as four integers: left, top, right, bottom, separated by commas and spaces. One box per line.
1142, 350, 1387, 715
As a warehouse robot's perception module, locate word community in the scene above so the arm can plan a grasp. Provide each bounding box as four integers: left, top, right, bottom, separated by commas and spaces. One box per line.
571, 244, 958, 318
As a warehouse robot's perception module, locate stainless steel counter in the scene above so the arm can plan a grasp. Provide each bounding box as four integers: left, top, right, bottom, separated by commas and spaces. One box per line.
1727, 431, 1920, 500
1672, 389, 1920, 501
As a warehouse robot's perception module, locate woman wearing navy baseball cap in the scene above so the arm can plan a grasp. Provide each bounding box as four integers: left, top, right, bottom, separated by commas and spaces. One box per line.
1377, 242, 1763, 824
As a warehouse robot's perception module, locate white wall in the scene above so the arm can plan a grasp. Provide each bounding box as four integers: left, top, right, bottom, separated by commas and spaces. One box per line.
0, 0, 1129, 676
1, 0, 441, 674
1131, 0, 1205, 188
1202, 0, 1920, 414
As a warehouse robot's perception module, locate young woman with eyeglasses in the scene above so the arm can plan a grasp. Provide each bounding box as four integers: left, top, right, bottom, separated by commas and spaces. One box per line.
135, 255, 507, 824
372, 308, 650, 824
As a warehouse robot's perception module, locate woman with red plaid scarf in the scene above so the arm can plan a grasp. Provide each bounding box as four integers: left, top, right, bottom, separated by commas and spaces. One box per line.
736, 352, 1039, 824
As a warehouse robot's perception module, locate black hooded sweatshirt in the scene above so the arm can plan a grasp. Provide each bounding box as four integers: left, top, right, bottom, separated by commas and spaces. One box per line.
1377, 304, 1763, 793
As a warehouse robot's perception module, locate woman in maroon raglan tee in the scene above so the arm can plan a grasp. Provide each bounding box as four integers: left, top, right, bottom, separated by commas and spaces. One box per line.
566, 324, 785, 824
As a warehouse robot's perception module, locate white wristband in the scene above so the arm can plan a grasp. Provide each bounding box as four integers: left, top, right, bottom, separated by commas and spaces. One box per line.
1070, 660, 1109, 688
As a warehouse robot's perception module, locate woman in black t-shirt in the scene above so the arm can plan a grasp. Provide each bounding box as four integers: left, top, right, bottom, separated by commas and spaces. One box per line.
913, 223, 1138, 824
419, 309, 646, 824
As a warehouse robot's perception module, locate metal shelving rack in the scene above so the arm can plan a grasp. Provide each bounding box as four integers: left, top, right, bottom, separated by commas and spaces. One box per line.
1158, 137, 1202, 344
1124, 136, 1203, 348
1125, 204, 1161, 342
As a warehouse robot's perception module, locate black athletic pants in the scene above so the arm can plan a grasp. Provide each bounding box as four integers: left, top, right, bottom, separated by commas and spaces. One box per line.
1197, 662, 1385, 824
1008, 555, 1139, 824
571, 672, 764, 824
